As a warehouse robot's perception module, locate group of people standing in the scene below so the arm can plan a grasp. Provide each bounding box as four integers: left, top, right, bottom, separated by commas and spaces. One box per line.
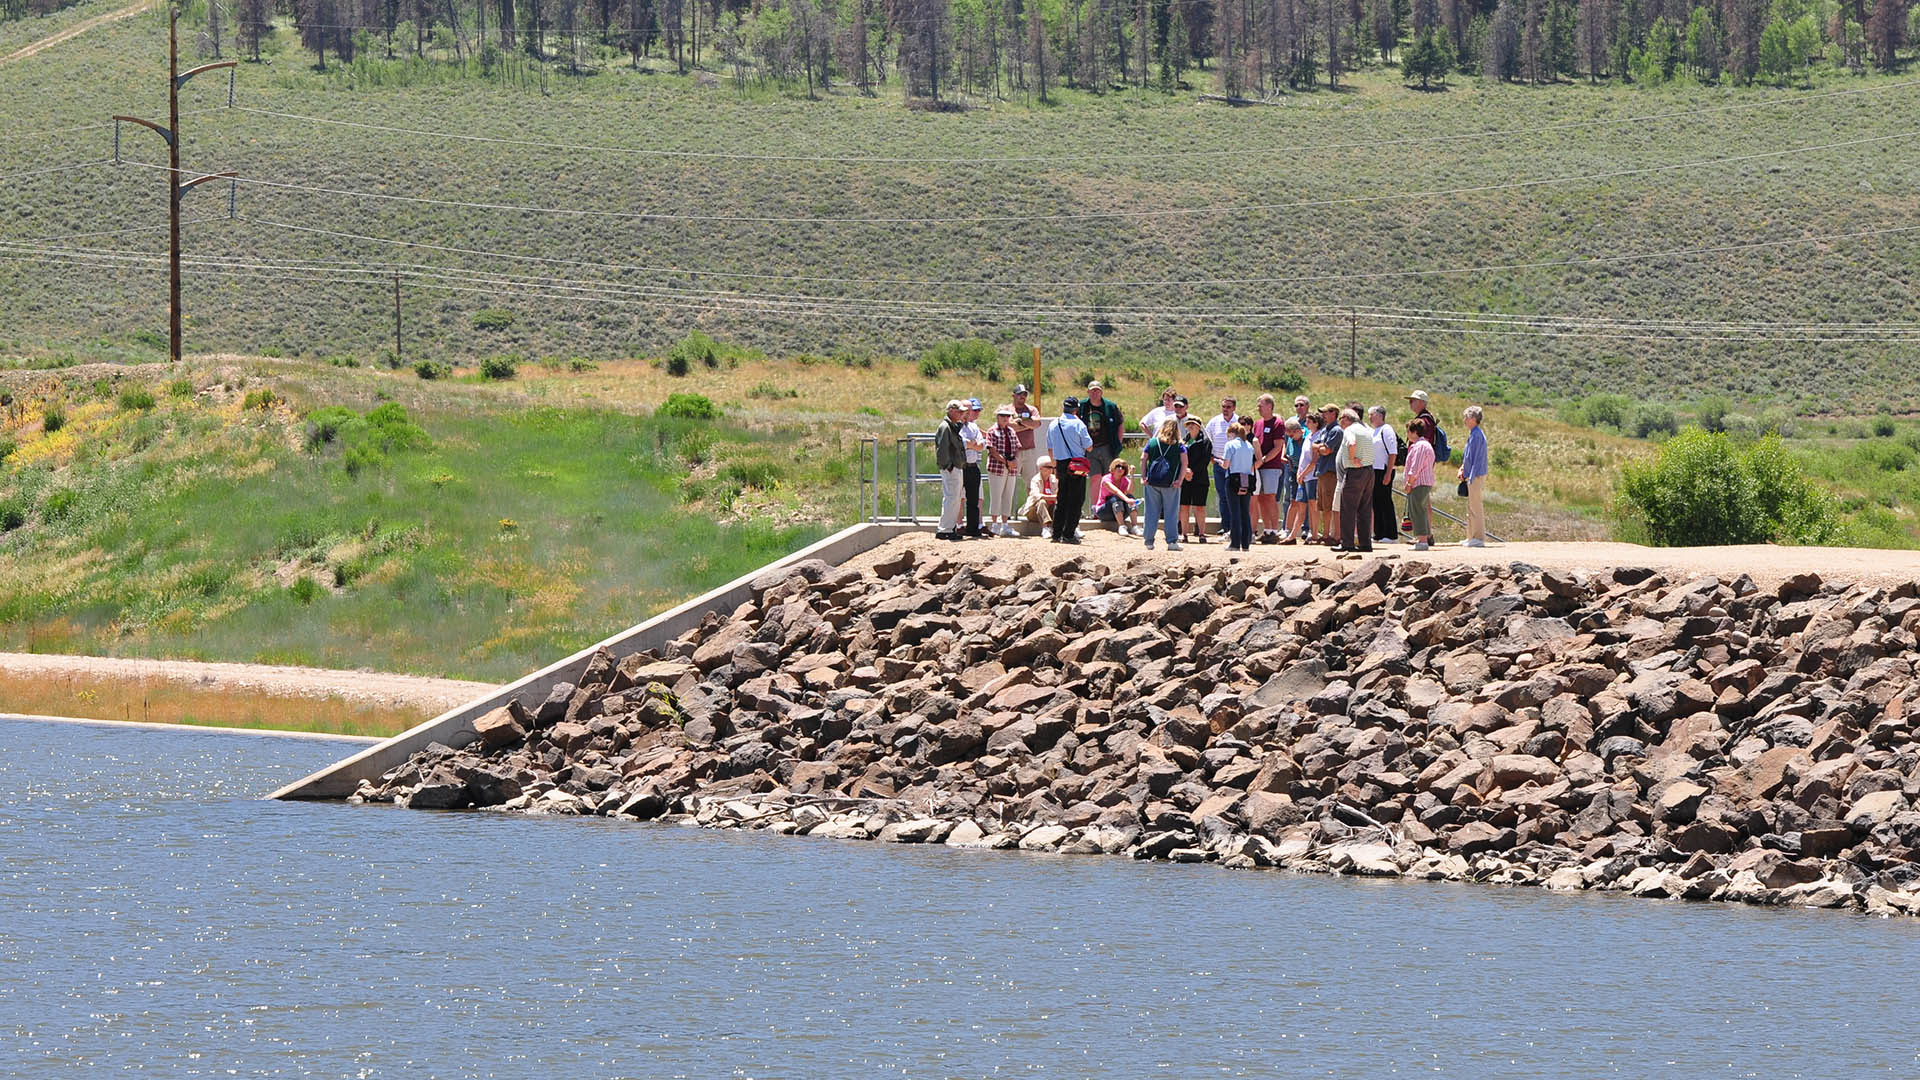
932, 380, 1492, 552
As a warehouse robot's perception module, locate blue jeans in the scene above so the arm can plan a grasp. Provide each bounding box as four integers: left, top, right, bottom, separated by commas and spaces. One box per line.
1213, 463, 1231, 525
1142, 484, 1179, 546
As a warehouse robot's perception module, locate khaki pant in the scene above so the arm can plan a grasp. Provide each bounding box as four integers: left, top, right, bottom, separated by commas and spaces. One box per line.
1021, 498, 1053, 525
1017, 445, 1043, 492
1466, 475, 1487, 541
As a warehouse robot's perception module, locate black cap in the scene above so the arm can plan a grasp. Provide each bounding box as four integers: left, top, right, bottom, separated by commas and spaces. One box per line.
1173, 395, 1189, 407
1062, 396, 1080, 410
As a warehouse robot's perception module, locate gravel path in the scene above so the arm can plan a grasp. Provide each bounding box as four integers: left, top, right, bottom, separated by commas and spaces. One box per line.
842, 531, 1920, 590
0, 652, 495, 712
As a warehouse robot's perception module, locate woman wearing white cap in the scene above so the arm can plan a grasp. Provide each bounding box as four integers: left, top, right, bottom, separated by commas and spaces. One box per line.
1020, 457, 1059, 537
985, 405, 1023, 536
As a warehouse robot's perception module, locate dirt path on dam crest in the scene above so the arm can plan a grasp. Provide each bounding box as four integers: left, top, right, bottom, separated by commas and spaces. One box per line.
842, 533, 1920, 591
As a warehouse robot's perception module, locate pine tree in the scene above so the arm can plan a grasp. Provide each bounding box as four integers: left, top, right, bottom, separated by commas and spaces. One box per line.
1400, 23, 1452, 82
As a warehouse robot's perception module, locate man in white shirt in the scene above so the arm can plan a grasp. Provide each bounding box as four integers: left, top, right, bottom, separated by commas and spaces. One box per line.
1140, 388, 1178, 436
1203, 396, 1238, 538
1369, 405, 1399, 545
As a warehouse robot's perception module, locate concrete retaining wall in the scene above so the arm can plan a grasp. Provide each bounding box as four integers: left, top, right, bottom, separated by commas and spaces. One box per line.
269, 522, 921, 800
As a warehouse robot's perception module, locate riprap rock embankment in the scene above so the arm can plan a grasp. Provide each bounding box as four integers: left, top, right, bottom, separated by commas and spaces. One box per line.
356, 548, 1920, 916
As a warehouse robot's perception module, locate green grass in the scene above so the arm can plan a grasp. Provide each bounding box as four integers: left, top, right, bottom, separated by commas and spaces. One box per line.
1, 8, 1918, 410
0, 363, 836, 680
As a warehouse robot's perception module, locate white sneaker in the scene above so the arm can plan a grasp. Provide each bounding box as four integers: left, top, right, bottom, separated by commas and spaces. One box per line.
1167, 542, 1183, 551
1041, 527, 1052, 539
1462, 538, 1485, 548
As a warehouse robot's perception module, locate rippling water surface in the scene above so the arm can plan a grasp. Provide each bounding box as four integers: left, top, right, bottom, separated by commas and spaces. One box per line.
3, 717, 1918, 1078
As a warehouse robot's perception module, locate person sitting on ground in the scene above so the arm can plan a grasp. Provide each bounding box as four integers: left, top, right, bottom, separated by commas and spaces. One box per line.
1179, 415, 1211, 544
1291, 412, 1322, 544
1020, 456, 1059, 537
1459, 405, 1490, 548
1139, 418, 1186, 551
985, 404, 1022, 537
1404, 417, 1436, 552
934, 399, 968, 542
1094, 459, 1140, 535
1221, 418, 1257, 551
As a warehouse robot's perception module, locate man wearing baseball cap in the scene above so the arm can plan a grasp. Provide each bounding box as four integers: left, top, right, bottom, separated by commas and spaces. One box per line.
933, 400, 968, 541
961, 397, 988, 537
1008, 384, 1044, 495
1046, 396, 1093, 543
1078, 381, 1124, 489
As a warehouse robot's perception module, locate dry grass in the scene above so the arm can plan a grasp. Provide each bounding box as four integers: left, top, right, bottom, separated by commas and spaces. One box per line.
0, 670, 426, 737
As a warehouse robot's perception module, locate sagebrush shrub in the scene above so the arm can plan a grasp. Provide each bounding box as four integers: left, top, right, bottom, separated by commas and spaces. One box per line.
658, 392, 721, 420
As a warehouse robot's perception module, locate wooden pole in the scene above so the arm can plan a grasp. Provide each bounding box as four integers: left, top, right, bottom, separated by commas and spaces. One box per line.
1032, 344, 1042, 398
168, 7, 181, 366
393, 274, 402, 363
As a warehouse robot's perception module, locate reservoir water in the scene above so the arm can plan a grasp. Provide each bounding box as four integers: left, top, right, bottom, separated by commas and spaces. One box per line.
2, 716, 1917, 1078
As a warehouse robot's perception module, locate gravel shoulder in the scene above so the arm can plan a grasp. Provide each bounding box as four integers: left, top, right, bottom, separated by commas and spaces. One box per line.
843, 532, 1920, 591
0, 652, 495, 712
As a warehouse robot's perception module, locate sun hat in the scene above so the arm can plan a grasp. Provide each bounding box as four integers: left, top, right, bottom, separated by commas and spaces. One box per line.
946, 399, 965, 411
1409, 389, 1430, 403
1086, 380, 1102, 390
995, 405, 1013, 416
1037, 456, 1055, 468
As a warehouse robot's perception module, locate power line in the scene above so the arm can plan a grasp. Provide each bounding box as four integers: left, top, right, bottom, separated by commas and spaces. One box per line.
3, 159, 110, 182
234, 211, 1920, 292
7, 241, 1917, 341
226, 78, 1920, 165
115, 129, 1920, 225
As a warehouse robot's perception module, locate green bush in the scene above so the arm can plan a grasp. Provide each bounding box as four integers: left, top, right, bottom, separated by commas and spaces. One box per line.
166, 378, 195, 399
242, 389, 277, 410
666, 330, 726, 374
1262, 365, 1309, 394
303, 403, 430, 473
658, 392, 721, 420
289, 575, 322, 604
472, 308, 516, 331
0, 439, 15, 463
0, 501, 25, 532
1856, 441, 1915, 473
414, 360, 451, 380
1873, 415, 1898, 438
42, 404, 66, 433
117, 386, 157, 411
722, 459, 784, 490
1695, 396, 1730, 433
1580, 393, 1634, 430
918, 339, 1003, 382
1618, 428, 1838, 547
303, 405, 361, 449
1630, 402, 1678, 439
480, 355, 518, 380
41, 489, 79, 522
749, 381, 798, 399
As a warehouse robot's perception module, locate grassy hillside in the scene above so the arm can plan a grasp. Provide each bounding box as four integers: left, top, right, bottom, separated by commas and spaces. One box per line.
3, 4, 1919, 413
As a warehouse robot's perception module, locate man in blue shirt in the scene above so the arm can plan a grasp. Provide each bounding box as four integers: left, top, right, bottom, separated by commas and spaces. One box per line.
1457, 405, 1490, 547
1046, 397, 1093, 544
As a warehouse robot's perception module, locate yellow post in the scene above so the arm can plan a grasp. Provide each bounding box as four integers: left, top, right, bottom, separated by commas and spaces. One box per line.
1032, 345, 1042, 399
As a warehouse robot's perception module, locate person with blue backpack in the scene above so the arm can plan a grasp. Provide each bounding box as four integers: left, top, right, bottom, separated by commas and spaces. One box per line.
1139, 418, 1187, 551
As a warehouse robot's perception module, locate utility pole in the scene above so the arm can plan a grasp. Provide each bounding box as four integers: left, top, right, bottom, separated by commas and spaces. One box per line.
393, 274, 403, 363
111, 7, 235, 366
1349, 309, 1357, 380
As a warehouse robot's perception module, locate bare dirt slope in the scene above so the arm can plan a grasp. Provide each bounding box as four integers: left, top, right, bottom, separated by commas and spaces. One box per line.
844, 532, 1920, 591
0, 0, 154, 66
0, 652, 495, 712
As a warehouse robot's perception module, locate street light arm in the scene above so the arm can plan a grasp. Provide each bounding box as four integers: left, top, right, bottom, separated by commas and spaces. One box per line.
178, 170, 237, 193
111, 114, 175, 147
175, 60, 237, 89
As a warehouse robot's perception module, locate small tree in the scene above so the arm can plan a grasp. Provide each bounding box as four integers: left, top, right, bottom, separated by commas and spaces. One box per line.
1401, 27, 1454, 85
1618, 428, 1838, 546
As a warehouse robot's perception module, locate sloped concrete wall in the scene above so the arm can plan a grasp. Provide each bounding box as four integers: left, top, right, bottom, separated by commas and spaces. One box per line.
269, 522, 920, 800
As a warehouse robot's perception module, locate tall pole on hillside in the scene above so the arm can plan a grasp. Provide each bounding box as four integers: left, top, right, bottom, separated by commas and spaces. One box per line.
394, 274, 403, 363
1348, 309, 1357, 380
111, 7, 235, 365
